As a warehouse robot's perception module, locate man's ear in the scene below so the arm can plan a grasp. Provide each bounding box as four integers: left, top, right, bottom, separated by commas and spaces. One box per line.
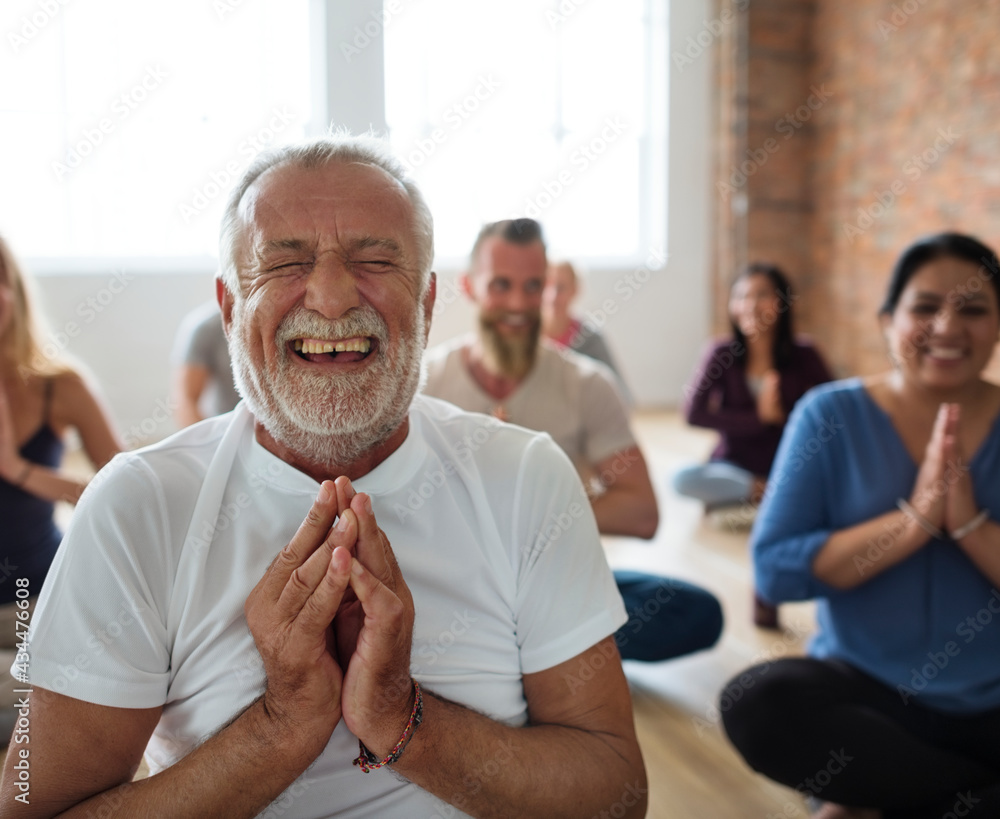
216, 277, 234, 338
460, 270, 476, 302
422, 272, 437, 347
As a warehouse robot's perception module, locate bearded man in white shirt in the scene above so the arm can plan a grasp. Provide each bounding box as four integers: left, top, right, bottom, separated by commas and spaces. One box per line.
1, 135, 647, 819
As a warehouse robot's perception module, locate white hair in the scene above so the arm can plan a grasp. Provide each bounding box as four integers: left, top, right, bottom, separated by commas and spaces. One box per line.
218, 130, 434, 295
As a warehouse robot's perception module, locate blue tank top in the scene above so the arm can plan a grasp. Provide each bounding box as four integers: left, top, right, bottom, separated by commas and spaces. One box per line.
0, 379, 64, 604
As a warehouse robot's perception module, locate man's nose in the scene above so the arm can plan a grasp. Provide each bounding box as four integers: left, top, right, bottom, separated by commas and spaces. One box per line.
506, 286, 537, 313
303, 258, 361, 318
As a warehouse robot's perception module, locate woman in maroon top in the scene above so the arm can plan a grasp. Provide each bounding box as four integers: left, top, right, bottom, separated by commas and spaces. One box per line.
674, 263, 832, 625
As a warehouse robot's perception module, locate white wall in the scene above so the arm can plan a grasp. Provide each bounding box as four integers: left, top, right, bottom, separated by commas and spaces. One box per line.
32, 0, 713, 441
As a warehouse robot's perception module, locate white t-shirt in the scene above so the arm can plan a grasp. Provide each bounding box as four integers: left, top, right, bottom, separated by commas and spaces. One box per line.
25, 396, 626, 819
422, 337, 636, 477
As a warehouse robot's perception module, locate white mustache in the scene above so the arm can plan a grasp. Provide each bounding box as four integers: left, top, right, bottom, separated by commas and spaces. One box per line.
276, 306, 389, 346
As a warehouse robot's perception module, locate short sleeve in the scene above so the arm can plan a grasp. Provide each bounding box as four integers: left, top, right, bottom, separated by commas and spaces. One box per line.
580, 368, 636, 466
24, 455, 175, 707
511, 435, 627, 673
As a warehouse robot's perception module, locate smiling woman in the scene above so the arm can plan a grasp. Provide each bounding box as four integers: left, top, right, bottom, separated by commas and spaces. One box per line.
720, 232, 1000, 817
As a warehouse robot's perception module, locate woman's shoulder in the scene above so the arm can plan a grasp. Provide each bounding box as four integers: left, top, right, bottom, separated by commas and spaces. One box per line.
790, 377, 871, 420
48, 368, 104, 420
50, 367, 89, 398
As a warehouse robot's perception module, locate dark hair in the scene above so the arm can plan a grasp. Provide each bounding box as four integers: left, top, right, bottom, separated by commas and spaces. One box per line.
470, 218, 546, 266
879, 232, 1000, 315
730, 262, 796, 370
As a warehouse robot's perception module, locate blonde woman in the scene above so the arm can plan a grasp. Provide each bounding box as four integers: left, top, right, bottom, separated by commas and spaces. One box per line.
0, 236, 121, 606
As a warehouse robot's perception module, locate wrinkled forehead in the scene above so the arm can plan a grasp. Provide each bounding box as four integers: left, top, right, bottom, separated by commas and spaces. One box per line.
236, 160, 419, 261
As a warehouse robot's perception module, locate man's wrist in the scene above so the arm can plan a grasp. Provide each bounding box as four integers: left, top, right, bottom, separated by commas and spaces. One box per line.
354, 680, 422, 772
253, 692, 340, 766
358, 678, 419, 759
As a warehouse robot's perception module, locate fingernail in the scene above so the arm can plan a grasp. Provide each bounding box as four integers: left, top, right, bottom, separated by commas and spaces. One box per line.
364, 495, 373, 514
335, 514, 349, 532
318, 482, 331, 503
351, 559, 364, 576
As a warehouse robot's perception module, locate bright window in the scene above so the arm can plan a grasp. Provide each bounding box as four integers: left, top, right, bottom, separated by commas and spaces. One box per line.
384, 0, 668, 265
1, 0, 667, 267
0, 0, 311, 263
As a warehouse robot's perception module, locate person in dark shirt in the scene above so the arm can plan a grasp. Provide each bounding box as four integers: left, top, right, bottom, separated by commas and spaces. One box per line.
674, 263, 832, 626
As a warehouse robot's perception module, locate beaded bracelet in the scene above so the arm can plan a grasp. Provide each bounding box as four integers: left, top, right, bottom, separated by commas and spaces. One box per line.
896, 498, 943, 539
353, 680, 423, 773
950, 509, 990, 541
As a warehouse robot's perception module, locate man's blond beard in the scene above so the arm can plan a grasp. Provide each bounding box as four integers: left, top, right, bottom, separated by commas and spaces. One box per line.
478, 312, 541, 380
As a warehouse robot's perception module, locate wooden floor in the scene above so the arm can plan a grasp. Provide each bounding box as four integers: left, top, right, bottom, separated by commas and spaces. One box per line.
21, 411, 815, 817
608, 410, 815, 818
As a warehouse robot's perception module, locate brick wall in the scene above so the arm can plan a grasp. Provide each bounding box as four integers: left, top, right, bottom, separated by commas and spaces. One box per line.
714, 0, 1000, 378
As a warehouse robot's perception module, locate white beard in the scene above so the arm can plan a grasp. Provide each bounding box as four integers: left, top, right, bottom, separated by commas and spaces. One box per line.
229, 302, 426, 469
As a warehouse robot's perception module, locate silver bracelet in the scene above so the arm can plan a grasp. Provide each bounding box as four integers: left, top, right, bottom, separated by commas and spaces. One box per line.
897, 498, 944, 539
950, 509, 990, 541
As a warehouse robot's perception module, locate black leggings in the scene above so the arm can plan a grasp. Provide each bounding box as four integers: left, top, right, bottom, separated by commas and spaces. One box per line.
720, 657, 1000, 817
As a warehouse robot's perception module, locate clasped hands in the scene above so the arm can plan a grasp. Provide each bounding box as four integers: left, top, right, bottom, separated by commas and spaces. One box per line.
244, 476, 416, 762
909, 403, 980, 539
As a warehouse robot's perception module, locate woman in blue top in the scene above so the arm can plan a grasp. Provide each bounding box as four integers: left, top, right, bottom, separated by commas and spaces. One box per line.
0, 235, 121, 605
721, 233, 1000, 819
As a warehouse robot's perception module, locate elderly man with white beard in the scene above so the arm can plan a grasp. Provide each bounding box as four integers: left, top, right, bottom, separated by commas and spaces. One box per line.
2, 136, 647, 819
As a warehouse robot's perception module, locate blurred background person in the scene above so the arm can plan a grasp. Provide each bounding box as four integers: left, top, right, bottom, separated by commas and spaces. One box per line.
171, 299, 239, 427
0, 234, 121, 738
542, 259, 631, 403
673, 262, 832, 627
722, 232, 1000, 818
